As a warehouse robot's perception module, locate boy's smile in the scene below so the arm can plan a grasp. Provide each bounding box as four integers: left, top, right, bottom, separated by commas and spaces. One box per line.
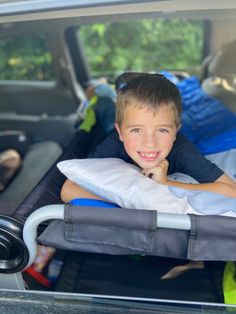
115, 104, 178, 170
139, 151, 160, 161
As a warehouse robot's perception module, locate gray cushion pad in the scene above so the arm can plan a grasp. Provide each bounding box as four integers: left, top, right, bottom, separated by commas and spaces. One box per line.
0, 141, 62, 214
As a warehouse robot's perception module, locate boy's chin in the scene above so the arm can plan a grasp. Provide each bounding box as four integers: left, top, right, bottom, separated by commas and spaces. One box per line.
136, 161, 161, 170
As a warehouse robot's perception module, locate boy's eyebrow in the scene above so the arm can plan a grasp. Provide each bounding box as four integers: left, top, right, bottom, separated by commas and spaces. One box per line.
126, 123, 175, 128
158, 123, 176, 128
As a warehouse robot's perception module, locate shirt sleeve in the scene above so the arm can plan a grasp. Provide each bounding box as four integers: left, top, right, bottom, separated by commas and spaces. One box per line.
169, 133, 224, 183
89, 131, 132, 163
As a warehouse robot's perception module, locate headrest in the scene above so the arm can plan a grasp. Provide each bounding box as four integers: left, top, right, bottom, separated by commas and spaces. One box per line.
208, 39, 236, 80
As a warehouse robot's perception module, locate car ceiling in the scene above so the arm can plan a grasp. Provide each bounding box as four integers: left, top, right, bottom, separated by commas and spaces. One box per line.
0, 0, 236, 25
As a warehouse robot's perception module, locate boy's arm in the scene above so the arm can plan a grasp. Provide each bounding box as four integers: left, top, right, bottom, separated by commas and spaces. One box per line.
143, 159, 236, 198
60, 179, 103, 203
167, 173, 236, 198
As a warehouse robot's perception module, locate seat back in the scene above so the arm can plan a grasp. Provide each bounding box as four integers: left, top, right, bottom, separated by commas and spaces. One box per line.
202, 39, 236, 113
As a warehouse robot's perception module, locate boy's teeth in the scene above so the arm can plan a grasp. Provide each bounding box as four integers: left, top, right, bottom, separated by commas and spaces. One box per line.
140, 152, 157, 157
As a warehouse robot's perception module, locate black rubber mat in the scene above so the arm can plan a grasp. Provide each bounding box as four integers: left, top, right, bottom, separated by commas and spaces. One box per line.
55, 252, 225, 303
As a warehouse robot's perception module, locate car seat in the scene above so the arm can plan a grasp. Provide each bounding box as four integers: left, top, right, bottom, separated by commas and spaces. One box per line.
202, 39, 236, 114
0, 130, 62, 215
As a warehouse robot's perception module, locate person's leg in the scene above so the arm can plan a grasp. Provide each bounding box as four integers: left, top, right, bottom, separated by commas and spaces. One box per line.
161, 261, 205, 280
0, 149, 22, 191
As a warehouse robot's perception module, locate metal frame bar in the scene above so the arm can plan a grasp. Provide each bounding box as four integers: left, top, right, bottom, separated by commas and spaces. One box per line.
22, 204, 191, 269
0, 272, 25, 290
23, 205, 64, 268
0, 204, 191, 290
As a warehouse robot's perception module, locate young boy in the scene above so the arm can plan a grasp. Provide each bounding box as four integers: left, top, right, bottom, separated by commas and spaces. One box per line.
61, 73, 236, 203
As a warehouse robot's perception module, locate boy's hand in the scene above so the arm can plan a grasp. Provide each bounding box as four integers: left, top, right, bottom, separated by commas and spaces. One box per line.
142, 159, 169, 185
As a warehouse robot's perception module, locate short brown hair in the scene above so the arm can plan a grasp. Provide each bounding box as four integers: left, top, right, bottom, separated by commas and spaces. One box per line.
115, 73, 182, 127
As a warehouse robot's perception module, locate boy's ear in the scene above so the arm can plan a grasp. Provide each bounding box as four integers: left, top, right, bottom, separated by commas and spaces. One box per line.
115, 123, 124, 142
173, 123, 181, 141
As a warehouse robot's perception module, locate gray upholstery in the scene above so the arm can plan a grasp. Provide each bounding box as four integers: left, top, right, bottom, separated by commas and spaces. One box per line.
208, 39, 236, 80
202, 39, 236, 114
0, 113, 77, 149
202, 77, 236, 114
0, 141, 62, 214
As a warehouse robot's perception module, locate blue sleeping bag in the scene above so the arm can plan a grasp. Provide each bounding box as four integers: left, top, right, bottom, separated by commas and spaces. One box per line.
178, 76, 236, 154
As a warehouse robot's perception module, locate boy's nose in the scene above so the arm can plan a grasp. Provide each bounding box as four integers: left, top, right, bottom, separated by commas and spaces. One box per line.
143, 133, 157, 148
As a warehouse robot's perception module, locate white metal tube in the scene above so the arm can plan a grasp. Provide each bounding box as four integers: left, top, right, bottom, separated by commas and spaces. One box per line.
157, 213, 191, 230
23, 205, 64, 268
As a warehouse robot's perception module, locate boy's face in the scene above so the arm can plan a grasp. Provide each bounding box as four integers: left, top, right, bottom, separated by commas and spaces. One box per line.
115, 104, 178, 170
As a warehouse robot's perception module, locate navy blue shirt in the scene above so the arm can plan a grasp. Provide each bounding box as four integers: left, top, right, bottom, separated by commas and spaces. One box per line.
89, 130, 223, 183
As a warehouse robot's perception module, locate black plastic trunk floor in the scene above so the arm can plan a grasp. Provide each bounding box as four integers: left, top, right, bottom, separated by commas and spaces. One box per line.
55, 252, 224, 303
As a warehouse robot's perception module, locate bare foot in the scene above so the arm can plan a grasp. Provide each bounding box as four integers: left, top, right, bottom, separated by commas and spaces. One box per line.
161, 261, 205, 280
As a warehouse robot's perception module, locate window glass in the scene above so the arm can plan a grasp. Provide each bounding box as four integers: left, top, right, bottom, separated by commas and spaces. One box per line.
0, 33, 55, 81
79, 19, 204, 79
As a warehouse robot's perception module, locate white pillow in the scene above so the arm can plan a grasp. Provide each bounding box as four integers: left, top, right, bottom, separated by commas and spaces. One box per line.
57, 158, 195, 214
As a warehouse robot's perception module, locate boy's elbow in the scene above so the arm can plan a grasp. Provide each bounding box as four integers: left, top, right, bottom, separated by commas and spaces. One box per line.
61, 178, 102, 203
60, 179, 73, 203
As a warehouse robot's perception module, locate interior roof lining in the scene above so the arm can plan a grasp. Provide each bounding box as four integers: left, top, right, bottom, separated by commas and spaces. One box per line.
1, 10, 236, 37
1, 0, 236, 24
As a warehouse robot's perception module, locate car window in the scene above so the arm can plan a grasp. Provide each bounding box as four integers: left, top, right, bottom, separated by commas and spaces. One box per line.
0, 33, 55, 81
78, 18, 205, 80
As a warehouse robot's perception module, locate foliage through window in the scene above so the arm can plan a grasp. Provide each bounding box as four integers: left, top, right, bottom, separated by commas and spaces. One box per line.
0, 34, 55, 81
79, 19, 204, 79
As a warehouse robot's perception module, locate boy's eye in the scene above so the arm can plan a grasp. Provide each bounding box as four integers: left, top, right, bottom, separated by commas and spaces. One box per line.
130, 128, 141, 133
158, 128, 169, 133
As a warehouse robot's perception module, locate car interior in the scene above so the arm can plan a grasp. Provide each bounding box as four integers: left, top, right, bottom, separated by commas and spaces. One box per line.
0, 1, 236, 312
